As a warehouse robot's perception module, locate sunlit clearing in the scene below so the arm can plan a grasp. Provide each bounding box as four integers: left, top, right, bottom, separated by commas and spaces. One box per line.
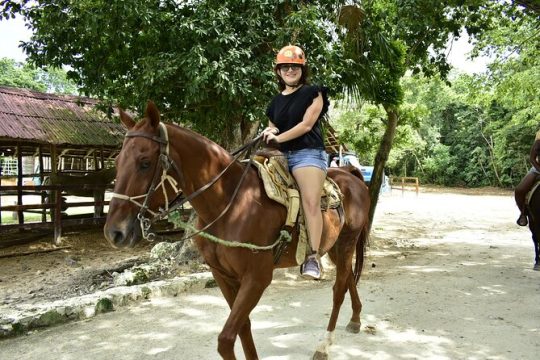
368, 250, 403, 257
177, 307, 206, 317
146, 346, 172, 355
252, 304, 274, 313
330, 344, 363, 358
147, 297, 177, 308
252, 320, 287, 330
163, 318, 222, 333
184, 294, 228, 307
269, 332, 305, 348
478, 285, 506, 295
123, 331, 173, 341
399, 265, 447, 273
460, 261, 487, 266
355, 350, 393, 360
385, 328, 453, 345
96, 320, 119, 330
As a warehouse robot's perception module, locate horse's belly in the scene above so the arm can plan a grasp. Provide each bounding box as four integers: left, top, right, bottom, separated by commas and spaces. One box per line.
320, 209, 342, 253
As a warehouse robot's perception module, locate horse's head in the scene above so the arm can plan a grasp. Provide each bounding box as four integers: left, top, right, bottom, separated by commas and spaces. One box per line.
104, 101, 170, 248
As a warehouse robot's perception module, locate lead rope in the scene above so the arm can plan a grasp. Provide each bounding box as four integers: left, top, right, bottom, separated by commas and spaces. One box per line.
175, 221, 291, 251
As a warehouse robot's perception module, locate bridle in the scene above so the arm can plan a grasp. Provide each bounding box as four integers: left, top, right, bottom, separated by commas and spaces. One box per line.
111, 122, 261, 241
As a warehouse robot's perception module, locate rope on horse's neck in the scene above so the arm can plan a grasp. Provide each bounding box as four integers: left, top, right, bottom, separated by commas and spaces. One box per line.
175, 220, 291, 251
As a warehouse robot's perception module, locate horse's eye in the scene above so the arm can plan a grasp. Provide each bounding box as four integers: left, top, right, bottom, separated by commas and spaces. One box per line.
140, 161, 151, 170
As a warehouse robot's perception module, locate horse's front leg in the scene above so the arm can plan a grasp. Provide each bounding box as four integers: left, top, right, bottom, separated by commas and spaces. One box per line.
212, 267, 273, 360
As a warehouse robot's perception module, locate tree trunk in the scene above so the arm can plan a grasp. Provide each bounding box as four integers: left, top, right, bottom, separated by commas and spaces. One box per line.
368, 105, 400, 230
221, 117, 260, 151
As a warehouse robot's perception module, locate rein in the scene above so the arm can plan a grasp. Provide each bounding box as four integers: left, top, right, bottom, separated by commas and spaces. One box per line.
111, 124, 289, 251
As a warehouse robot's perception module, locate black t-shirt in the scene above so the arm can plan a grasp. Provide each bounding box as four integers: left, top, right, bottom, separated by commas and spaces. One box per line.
266, 85, 330, 152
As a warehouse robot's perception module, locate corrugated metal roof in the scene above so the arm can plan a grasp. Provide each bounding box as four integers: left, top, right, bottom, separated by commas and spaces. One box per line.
0, 86, 125, 147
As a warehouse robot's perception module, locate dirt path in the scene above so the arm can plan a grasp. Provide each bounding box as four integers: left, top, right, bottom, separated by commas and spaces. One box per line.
1, 188, 539, 359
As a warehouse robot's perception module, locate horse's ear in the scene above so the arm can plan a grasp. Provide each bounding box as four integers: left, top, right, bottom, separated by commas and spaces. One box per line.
144, 100, 160, 128
118, 107, 136, 129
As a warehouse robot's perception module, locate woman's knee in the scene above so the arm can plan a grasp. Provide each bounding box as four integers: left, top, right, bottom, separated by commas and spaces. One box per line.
302, 198, 322, 215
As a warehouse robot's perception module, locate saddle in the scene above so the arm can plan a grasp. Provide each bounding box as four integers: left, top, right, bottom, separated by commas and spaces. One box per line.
252, 150, 343, 264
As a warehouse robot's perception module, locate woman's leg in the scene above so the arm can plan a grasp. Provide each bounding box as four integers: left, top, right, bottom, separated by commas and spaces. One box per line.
292, 166, 326, 253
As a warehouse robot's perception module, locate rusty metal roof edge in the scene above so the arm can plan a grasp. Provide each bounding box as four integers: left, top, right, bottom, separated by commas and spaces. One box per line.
0, 85, 99, 106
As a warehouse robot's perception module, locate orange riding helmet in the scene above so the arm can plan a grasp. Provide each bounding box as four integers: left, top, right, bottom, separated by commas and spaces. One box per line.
275, 45, 306, 67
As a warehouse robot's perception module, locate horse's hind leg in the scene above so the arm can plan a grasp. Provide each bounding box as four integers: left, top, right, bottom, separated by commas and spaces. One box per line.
345, 275, 362, 333
326, 234, 363, 332
314, 235, 358, 360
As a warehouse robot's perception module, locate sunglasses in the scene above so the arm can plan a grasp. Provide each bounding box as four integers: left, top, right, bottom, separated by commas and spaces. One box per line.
278, 64, 302, 72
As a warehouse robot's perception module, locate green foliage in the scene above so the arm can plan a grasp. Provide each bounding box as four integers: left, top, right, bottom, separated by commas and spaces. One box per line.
422, 144, 457, 185
0, 57, 77, 94
0, 57, 45, 91
0, 1, 355, 147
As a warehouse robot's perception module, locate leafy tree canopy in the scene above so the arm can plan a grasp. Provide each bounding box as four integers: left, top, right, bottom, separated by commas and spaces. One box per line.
0, 1, 351, 147
0, 57, 77, 94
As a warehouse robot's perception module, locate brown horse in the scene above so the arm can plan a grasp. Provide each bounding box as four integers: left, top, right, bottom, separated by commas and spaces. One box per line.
104, 101, 371, 360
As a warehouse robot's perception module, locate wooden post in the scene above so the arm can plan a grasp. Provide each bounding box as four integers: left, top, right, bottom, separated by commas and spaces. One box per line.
54, 187, 62, 244
0, 161, 2, 226
51, 144, 63, 243
39, 145, 46, 222
17, 143, 24, 225
390, 176, 420, 196
99, 147, 105, 170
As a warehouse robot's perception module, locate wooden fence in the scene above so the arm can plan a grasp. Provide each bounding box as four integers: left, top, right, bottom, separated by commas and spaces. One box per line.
389, 176, 420, 195
0, 183, 112, 247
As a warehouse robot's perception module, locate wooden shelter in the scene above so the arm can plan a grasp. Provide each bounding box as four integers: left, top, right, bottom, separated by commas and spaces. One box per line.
325, 123, 347, 155
0, 86, 125, 246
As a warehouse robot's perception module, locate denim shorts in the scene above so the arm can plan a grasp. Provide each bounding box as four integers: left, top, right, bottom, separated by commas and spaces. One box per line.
286, 148, 328, 172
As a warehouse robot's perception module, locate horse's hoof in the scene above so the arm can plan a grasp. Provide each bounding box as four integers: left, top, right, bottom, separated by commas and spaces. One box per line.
346, 321, 361, 333
313, 350, 328, 360
534, 263, 540, 271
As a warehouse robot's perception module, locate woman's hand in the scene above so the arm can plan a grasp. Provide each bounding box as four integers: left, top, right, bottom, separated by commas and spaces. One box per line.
262, 127, 280, 144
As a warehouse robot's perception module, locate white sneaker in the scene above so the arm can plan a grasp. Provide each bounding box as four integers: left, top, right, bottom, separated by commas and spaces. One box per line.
301, 255, 321, 280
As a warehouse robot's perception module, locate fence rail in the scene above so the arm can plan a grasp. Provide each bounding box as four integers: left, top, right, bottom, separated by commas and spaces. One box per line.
389, 176, 420, 195
0, 183, 112, 246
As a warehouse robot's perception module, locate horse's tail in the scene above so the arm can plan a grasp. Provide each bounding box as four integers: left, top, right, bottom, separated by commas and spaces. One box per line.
353, 219, 370, 284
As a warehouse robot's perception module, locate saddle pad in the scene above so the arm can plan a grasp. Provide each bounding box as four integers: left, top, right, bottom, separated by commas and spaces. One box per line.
253, 154, 343, 264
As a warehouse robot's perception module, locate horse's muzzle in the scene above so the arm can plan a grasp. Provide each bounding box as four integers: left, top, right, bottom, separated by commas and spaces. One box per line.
103, 219, 141, 248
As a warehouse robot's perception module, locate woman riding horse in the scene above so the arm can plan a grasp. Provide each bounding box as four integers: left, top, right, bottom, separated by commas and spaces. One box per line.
263, 45, 330, 280
104, 100, 370, 359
